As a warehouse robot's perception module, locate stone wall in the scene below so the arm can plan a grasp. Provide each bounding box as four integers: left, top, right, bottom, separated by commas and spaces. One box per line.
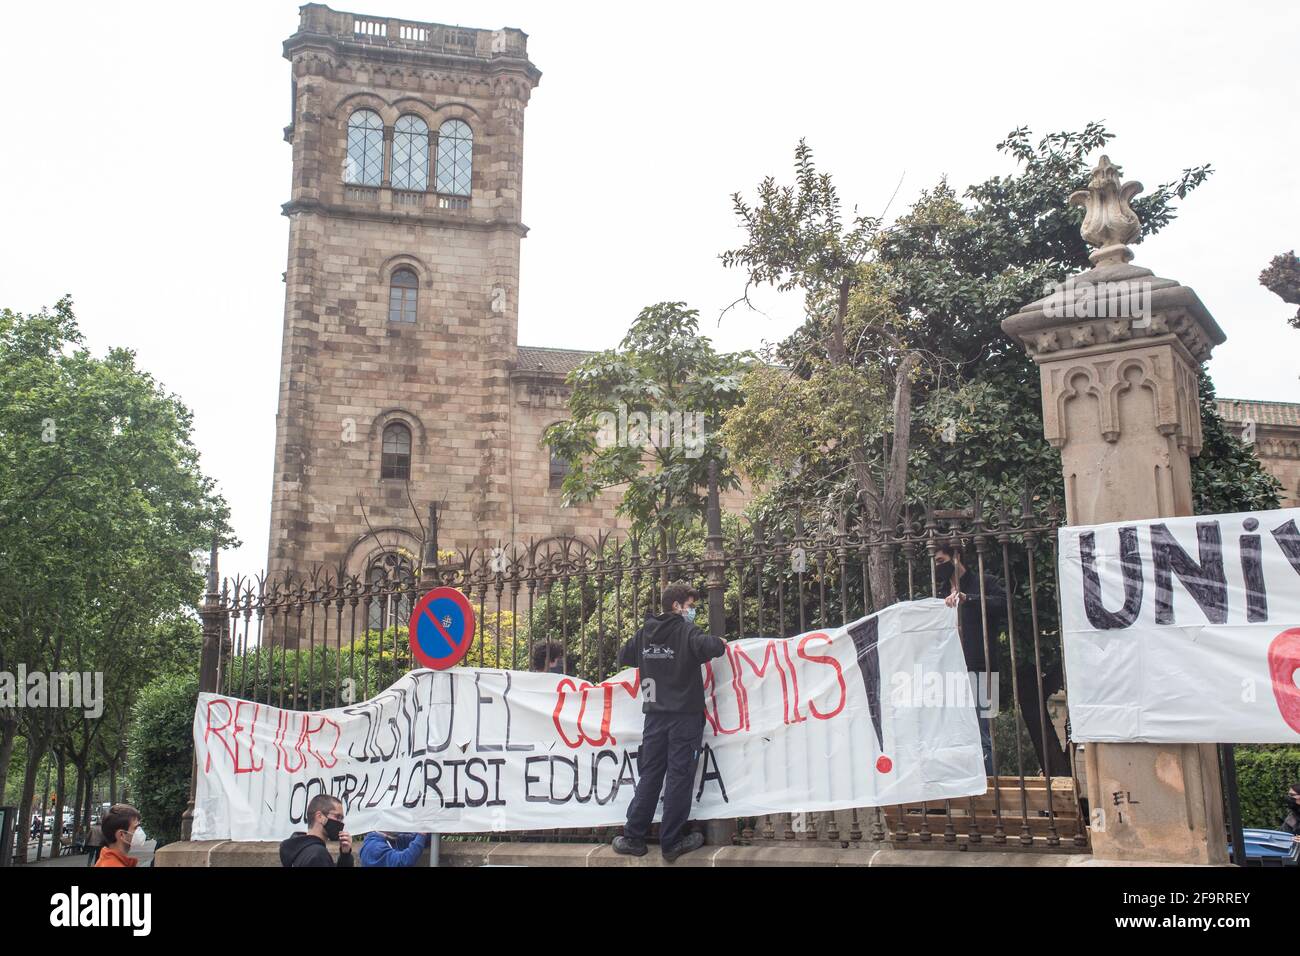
155, 838, 1103, 868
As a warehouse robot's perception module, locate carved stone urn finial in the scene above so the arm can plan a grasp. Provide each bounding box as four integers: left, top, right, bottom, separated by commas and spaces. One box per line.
1069, 155, 1143, 268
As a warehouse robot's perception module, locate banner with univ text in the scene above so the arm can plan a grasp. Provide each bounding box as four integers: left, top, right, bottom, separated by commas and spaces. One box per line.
1059, 508, 1300, 743
191, 599, 986, 840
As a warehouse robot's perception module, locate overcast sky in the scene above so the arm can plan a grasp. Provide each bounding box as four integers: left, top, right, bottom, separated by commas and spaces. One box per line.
2, 0, 1297, 580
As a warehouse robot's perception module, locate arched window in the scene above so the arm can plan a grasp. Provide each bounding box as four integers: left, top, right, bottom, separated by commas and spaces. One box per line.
367, 553, 415, 632
435, 120, 473, 196
388, 268, 418, 323
381, 423, 412, 480
345, 109, 384, 185
548, 424, 570, 490
391, 114, 429, 191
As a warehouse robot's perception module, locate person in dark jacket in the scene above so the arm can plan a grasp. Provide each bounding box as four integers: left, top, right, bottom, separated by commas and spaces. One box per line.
935, 542, 1005, 775
359, 831, 429, 867
1282, 783, 1300, 836
279, 794, 354, 868
612, 584, 726, 863
532, 640, 572, 675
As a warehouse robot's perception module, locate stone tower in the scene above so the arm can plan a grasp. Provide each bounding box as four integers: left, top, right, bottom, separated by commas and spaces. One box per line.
270, 4, 542, 582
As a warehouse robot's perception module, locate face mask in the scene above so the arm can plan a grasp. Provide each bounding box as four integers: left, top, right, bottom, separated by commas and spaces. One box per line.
323, 817, 344, 842
131, 826, 147, 850
683, 607, 697, 623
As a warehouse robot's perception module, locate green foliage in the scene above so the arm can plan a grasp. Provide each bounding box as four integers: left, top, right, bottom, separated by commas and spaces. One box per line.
719, 126, 1252, 779
725, 124, 1277, 521
721, 138, 879, 298
0, 297, 233, 835
722, 144, 914, 607
221, 629, 414, 710
543, 302, 749, 551
1234, 746, 1300, 829
127, 669, 199, 847
1191, 368, 1282, 513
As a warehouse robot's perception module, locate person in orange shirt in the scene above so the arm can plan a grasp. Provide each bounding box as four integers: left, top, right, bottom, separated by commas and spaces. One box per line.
94, 804, 141, 868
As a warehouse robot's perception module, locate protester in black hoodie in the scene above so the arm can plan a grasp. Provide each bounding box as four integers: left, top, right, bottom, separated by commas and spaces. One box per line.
934, 541, 1005, 775
612, 584, 726, 863
279, 794, 354, 868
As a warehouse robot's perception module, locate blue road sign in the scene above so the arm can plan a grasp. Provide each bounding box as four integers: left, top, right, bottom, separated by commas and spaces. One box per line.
408, 587, 476, 670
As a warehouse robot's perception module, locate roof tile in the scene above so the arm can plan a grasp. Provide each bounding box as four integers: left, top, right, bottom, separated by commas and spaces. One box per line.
1216, 398, 1300, 428
515, 346, 598, 375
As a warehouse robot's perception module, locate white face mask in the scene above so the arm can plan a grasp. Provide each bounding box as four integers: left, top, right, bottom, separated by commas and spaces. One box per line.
130, 825, 147, 850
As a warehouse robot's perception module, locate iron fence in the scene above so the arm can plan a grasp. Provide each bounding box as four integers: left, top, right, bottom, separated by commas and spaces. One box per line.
194, 489, 1087, 852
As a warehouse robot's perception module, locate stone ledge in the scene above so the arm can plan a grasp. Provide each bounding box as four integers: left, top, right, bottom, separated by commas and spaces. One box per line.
156, 840, 1120, 868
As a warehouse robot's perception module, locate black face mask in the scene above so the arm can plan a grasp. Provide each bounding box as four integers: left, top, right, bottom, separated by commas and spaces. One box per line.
323, 817, 344, 841
1287, 795, 1299, 809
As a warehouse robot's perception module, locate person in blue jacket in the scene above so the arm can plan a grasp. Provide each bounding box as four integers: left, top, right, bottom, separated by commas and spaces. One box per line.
359, 831, 429, 867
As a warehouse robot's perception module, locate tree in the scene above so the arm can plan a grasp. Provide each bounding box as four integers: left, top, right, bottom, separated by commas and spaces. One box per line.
543, 302, 749, 560
721, 125, 1279, 776
721, 142, 920, 610
0, 298, 232, 856
1259, 250, 1300, 329
1191, 368, 1284, 513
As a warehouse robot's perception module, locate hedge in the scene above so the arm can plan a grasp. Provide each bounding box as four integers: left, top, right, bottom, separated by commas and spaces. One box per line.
1233, 746, 1300, 829
128, 670, 199, 847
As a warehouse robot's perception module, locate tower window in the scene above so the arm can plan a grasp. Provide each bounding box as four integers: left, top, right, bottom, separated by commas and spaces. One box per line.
548, 424, 571, 490
391, 114, 429, 191
345, 109, 384, 186
381, 423, 412, 480
435, 120, 473, 197
388, 268, 419, 323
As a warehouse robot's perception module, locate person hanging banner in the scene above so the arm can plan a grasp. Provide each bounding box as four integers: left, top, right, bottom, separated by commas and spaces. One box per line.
190, 599, 987, 841
1059, 507, 1300, 743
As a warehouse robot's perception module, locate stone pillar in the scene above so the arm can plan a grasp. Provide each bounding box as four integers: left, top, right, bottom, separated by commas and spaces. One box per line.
1002, 156, 1230, 864
182, 541, 224, 842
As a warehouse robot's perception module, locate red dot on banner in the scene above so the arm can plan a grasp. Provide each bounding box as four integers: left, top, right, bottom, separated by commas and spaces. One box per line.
876, 755, 893, 773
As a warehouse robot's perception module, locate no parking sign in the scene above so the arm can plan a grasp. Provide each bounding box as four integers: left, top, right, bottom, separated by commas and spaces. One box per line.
408, 587, 477, 670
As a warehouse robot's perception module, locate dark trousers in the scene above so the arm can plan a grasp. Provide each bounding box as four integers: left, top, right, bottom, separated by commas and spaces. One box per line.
979, 717, 993, 776
624, 711, 704, 850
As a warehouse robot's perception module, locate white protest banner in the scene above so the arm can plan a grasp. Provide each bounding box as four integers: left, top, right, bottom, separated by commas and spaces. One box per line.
191, 598, 986, 841
1059, 508, 1300, 743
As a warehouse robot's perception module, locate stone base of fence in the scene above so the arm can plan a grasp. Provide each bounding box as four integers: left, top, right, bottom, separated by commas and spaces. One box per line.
156, 839, 1204, 868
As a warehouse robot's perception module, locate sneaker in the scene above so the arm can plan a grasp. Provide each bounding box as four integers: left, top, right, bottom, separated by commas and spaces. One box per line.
612, 835, 647, 857
661, 831, 705, 863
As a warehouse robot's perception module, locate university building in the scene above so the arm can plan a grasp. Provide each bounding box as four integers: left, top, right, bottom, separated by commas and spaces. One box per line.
269, 5, 684, 585
1215, 398, 1300, 507
267, 5, 1298, 590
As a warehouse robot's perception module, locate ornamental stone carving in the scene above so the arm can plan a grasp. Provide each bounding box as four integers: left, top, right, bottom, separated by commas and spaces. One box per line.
1069, 155, 1143, 267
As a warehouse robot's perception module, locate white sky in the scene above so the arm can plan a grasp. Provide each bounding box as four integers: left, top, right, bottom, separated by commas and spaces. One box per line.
2, 0, 1297, 581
